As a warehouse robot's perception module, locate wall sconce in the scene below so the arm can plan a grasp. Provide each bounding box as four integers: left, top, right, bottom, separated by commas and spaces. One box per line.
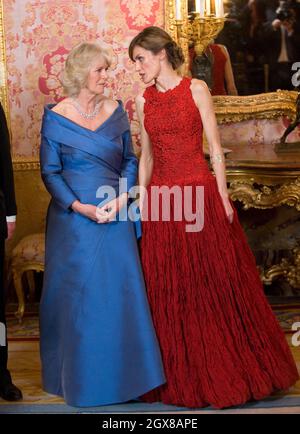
173, 1, 226, 74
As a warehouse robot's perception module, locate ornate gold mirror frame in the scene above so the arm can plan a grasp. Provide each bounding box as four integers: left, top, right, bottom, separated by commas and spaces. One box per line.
165, 1, 179, 42
212, 91, 298, 124
0, 0, 9, 124
164, 1, 298, 123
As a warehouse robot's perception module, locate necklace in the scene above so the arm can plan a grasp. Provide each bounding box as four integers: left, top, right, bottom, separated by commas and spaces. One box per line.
71, 99, 101, 120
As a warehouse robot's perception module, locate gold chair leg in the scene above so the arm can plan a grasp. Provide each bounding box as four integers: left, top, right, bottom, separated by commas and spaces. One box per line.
13, 268, 25, 323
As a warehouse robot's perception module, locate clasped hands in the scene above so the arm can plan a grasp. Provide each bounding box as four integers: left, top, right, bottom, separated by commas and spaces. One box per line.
72, 192, 234, 224
71, 193, 128, 223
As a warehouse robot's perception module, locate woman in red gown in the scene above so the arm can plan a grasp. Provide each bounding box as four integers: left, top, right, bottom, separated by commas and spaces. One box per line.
129, 26, 299, 409
189, 43, 238, 96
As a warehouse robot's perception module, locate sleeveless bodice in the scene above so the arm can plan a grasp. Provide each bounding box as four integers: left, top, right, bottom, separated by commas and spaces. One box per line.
143, 77, 212, 185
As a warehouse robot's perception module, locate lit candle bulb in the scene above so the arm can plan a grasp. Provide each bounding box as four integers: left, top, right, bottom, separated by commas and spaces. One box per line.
220, 0, 224, 18
175, 0, 182, 20
215, 0, 220, 17
196, 0, 205, 17
215, 0, 224, 17
200, 0, 205, 17
206, 0, 211, 16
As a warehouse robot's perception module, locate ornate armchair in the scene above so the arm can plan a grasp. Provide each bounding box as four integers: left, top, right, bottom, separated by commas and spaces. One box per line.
10, 233, 45, 321
7, 159, 49, 321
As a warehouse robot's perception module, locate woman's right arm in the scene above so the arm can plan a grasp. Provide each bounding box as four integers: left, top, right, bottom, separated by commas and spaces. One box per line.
135, 95, 153, 213
40, 135, 99, 221
220, 45, 238, 96
135, 94, 153, 189
40, 135, 78, 210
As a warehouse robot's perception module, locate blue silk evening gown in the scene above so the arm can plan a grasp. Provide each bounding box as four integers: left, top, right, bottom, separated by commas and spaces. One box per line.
39, 102, 165, 407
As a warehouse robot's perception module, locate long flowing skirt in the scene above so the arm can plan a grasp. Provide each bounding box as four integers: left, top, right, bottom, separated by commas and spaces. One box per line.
40, 200, 165, 407
140, 175, 299, 409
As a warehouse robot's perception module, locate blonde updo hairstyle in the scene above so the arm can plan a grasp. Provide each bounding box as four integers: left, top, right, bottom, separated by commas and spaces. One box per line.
128, 26, 185, 71
62, 42, 112, 97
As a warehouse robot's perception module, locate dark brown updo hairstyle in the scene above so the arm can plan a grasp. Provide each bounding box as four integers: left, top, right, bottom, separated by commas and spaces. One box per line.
129, 26, 185, 71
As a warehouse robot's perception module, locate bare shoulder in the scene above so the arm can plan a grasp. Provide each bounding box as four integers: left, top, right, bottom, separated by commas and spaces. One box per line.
102, 97, 119, 114
51, 98, 74, 116
217, 44, 229, 56
190, 79, 213, 110
190, 78, 210, 95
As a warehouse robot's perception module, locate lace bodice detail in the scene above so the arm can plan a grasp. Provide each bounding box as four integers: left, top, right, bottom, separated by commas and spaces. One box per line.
143, 77, 211, 184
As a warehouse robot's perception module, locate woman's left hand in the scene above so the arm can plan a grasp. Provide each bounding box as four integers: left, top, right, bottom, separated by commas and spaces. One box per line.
96, 193, 128, 223
221, 195, 234, 224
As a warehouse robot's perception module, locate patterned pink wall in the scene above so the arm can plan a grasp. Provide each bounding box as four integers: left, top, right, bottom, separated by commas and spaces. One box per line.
3, 0, 164, 156
4, 1, 299, 157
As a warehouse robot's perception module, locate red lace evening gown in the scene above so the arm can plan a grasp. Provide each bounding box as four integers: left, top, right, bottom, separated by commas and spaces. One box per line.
210, 44, 227, 96
140, 77, 299, 409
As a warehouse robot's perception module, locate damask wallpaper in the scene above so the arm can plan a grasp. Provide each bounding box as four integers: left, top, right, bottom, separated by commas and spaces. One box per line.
2, 0, 164, 156
3, 1, 299, 157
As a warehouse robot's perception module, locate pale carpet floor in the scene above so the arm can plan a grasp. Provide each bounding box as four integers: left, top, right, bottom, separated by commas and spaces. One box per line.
0, 337, 299, 414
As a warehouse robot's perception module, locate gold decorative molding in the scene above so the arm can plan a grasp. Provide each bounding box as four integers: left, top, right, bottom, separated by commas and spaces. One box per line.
261, 247, 300, 290
164, 1, 177, 42
228, 177, 300, 210
190, 16, 225, 55
165, 0, 190, 75
13, 157, 41, 171
0, 0, 10, 124
213, 90, 299, 124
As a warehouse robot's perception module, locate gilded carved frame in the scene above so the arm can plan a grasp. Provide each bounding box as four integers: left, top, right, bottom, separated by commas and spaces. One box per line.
212, 90, 298, 124
164, 2, 298, 123
164, 1, 178, 42
0, 0, 10, 125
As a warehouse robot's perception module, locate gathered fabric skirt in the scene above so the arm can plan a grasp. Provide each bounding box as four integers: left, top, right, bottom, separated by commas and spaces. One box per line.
140, 174, 299, 409
40, 199, 165, 407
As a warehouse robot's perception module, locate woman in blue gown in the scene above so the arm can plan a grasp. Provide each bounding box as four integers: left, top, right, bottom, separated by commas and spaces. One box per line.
39, 42, 165, 407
